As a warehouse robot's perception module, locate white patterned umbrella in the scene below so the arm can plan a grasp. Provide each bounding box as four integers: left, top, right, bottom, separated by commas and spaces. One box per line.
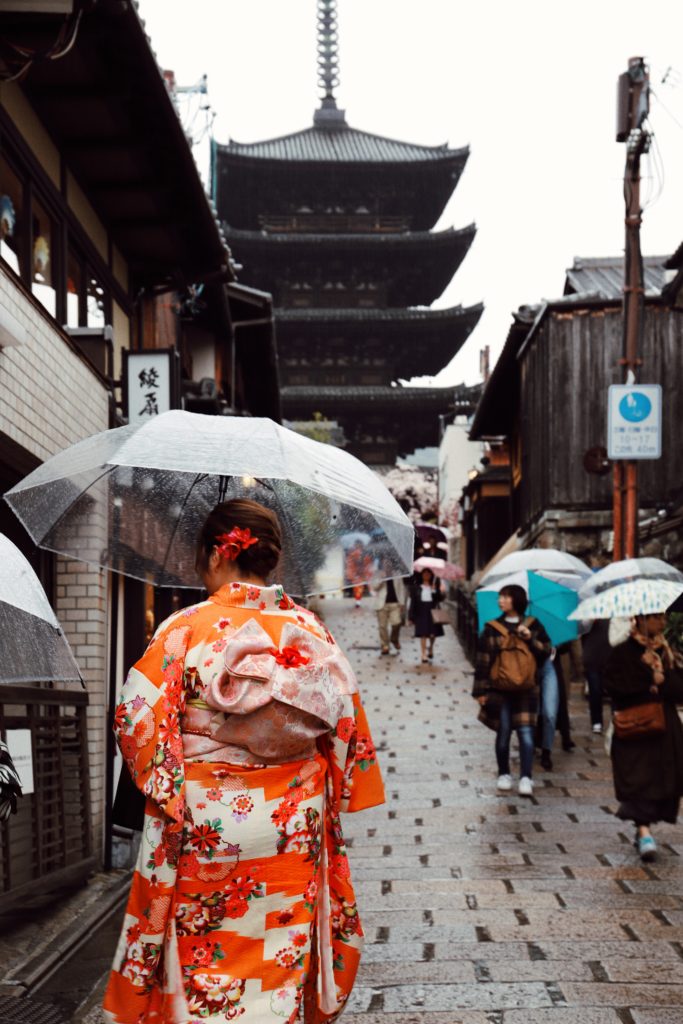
569, 578, 683, 621
577, 557, 683, 600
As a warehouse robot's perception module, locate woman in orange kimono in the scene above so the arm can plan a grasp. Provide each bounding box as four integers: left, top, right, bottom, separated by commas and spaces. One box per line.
103, 499, 384, 1024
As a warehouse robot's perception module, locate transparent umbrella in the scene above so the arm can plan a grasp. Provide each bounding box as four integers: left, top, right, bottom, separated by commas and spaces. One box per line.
0, 534, 82, 685
4, 411, 413, 597
480, 548, 591, 589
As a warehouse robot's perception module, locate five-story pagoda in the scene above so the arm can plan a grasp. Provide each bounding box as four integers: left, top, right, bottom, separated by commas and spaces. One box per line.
213, 0, 482, 464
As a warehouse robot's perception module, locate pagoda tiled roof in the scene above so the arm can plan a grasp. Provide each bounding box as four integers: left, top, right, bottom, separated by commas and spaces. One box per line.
217, 125, 469, 165
225, 225, 475, 249
282, 384, 482, 408
275, 304, 483, 325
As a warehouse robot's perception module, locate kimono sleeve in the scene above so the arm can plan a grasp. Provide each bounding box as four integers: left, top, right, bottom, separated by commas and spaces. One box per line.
322, 691, 385, 815
113, 621, 192, 824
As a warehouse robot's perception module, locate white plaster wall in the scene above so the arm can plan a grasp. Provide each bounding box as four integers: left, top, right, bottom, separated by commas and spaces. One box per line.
439, 420, 484, 514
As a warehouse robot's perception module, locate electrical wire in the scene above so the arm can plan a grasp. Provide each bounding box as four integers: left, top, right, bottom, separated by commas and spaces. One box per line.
0, 7, 83, 83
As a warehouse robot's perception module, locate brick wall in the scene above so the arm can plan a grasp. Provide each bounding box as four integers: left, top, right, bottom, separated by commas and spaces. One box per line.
0, 267, 113, 857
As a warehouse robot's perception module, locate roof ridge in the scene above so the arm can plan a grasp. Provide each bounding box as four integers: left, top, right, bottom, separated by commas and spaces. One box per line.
225, 223, 476, 242
216, 121, 468, 162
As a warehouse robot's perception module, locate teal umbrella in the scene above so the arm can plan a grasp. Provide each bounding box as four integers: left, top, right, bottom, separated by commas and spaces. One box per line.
476, 570, 580, 646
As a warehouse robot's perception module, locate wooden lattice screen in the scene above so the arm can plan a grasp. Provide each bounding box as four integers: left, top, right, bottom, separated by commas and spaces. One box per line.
0, 686, 94, 908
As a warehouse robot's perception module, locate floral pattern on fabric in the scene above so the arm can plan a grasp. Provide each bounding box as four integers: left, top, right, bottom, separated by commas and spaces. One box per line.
104, 583, 384, 1024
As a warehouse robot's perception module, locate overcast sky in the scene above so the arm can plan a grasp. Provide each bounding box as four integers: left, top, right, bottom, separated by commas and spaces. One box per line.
139, 0, 683, 386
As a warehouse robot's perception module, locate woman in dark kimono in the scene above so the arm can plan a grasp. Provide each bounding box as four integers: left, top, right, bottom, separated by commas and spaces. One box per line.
603, 612, 683, 862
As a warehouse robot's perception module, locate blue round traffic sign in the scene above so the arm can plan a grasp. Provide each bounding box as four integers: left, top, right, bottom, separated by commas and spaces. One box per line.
619, 391, 652, 422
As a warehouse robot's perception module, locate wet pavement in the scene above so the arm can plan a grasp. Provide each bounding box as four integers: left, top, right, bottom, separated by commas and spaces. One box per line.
330, 598, 683, 1024
5, 596, 683, 1023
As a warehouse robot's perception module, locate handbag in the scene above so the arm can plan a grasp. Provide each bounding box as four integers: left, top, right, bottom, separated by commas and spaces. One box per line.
612, 701, 666, 740
431, 607, 450, 625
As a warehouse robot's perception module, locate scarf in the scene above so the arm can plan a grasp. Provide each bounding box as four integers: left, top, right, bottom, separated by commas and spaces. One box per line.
630, 624, 682, 688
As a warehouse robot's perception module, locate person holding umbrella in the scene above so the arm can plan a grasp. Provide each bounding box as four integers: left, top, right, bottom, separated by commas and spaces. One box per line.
473, 583, 552, 797
408, 566, 445, 664
603, 611, 683, 862
570, 567, 683, 862
103, 498, 385, 1023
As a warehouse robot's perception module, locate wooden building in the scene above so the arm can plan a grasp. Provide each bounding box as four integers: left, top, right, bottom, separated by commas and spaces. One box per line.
0, 1, 277, 907
469, 256, 683, 562
212, 0, 481, 464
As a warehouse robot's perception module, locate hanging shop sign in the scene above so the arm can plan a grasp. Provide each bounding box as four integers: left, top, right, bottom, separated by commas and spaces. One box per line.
123, 348, 180, 425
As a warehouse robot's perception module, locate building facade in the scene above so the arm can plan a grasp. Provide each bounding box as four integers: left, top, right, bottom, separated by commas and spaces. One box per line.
469, 256, 683, 566
0, 1, 278, 905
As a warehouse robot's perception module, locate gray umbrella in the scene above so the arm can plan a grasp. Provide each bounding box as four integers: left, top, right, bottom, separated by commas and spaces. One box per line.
0, 534, 82, 685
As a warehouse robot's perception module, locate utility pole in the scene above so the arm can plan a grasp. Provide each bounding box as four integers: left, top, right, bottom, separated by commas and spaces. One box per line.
614, 57, 650, 560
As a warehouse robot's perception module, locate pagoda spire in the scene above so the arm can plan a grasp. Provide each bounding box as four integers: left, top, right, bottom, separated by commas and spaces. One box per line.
314, 0, 347, 128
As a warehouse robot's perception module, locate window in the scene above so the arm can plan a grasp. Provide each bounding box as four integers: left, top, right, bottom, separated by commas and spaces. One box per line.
31, 194, 56, 317
0, 153, 24, 277
0, 131, 115, 334
66, 246, 83, 327
87, 272, 105, 327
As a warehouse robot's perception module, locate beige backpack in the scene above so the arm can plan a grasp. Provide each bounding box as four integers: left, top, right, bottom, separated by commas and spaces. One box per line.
488, 617, 537, 691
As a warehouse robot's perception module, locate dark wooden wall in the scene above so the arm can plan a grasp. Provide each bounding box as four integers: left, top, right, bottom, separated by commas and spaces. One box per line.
518, 304, 683, 530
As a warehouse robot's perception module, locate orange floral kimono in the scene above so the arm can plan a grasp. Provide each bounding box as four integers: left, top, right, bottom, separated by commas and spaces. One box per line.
103, 582, 384, 1024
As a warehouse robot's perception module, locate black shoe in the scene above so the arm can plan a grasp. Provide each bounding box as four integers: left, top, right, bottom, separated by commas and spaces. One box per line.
561, 738, 576, 751
540, 750, 553, 771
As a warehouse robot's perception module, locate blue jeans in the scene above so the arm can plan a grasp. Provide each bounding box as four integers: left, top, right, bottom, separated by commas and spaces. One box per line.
495, 695, 535, 778
585, 667, 604, 728
540, 657, 560, 751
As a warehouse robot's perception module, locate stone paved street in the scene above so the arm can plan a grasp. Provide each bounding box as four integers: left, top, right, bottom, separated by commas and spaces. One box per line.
7, 595, 683, 1024
327, 598, 683, 1024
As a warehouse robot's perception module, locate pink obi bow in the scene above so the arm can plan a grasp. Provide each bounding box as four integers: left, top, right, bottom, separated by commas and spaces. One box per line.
206, 619, 357, 729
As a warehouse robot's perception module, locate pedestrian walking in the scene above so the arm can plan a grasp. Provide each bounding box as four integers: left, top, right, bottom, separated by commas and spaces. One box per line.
554, 642, 576, 751
538, 649, 560, 770
603, 612, 683, 862
408, 567, 444, 663
582, 619, 611, 734
473, 584, 552, 797
345, 540, 374, 607
103, 498, 385, 1023
370, 562, 407, 655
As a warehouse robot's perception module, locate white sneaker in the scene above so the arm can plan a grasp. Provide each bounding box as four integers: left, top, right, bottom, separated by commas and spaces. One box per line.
592, 723, 603, 734
518, 776, 534, 797
496, 774, 513, 791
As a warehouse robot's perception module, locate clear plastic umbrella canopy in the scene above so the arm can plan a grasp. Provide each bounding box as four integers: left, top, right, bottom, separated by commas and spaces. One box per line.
4, 412, 414, 597
480, 548, 591, 589
0, 534, 82, 684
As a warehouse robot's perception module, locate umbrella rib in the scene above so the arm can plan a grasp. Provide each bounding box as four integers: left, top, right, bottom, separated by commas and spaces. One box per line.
159, 473, 206, 579
24, 463, 115, 550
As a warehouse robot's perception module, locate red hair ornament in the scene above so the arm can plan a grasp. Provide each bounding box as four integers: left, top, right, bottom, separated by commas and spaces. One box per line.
215, 527, 259, 562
